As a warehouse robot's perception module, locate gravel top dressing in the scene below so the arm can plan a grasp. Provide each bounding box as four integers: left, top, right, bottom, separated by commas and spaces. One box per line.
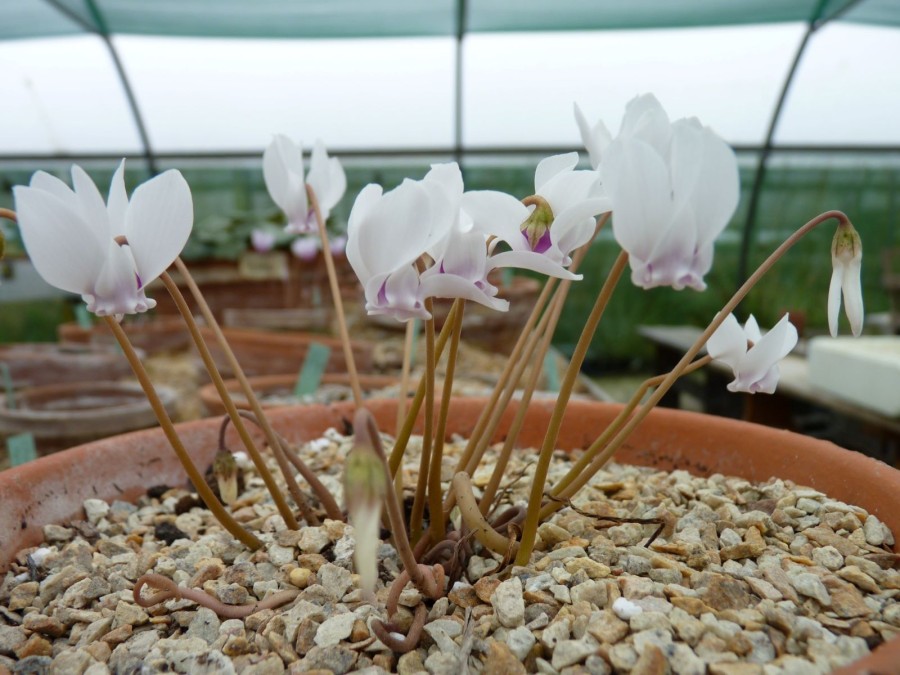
2, 426, 898, 674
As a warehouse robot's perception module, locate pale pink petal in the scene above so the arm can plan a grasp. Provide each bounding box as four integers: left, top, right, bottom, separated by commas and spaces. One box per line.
71, 165, 110, 239
534, 153, 579, 193
827, 267, 843, 338
106, 160, 128, 235
13, 185, 104, 295
488, 250, 580, 280
461, 190, 530, 243
419, 273, 509, 312
844, 258, 864, 337
706, 313, 747, 370
124, 169, 193, 285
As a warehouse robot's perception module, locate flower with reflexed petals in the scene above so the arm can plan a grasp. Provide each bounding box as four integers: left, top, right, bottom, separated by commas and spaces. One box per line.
13, 161, 192, 319
828, 220, 864, 337
346, 178, 445, 321
599, 94, 739, 291
263, 136, 346, 234
480, 153, 609, 275
706, 313, 798, 394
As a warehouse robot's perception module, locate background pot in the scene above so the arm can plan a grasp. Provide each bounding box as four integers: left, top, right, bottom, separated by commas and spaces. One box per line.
196, 326, 374, 377
0, 381, 178, 456
0, 343, 137, 389
57, 317, 190, 355
0, 398, 897, 672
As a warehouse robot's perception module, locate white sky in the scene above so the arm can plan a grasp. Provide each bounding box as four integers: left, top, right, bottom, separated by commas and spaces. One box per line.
0, 21, 898, 156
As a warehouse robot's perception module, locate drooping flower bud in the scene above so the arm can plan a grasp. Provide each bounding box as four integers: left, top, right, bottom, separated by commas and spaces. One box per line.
343, 415, 388, 596
212, 450, 239, 505
828, 220, 864, 337
519, 195, 555, 254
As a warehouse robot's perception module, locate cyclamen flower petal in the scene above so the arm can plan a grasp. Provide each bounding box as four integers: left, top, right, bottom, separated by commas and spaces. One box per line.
13, 161, 192, 319
574, 102, 612, 170
828, 222, 864, 337
291, 236, 319, 261
600, 94, 739, 291
479, 153, 608, 276
346, 180, 444, 321
707, 314, 798, 394
263, 136, 345, 234
251, 229, 277, 253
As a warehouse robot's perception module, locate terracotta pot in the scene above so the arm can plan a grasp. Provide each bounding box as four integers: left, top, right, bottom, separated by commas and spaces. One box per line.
196, 326, 374, 377
1, 399, 897, 672
0, 343, 137, 389
0, 381, 178, 455
198, 373, 401, 416
57, 317, 190, 355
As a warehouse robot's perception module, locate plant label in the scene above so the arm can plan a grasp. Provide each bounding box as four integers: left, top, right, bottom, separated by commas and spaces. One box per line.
295, 343, 332, 397
8, 433, 37, 466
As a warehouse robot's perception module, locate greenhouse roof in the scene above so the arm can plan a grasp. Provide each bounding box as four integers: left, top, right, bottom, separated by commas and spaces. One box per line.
4, 0, 897, 41
1, 0, 899, 159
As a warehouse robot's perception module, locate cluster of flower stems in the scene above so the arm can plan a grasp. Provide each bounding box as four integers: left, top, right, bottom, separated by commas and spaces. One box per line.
0, 201, 851, 650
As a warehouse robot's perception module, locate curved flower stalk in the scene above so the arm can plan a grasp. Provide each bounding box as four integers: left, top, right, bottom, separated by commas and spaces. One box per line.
707, 313, 798, 394
598, 94, 739, 291
263, 135, 346, 234
13, 161, 192, 319
828, 220, 864, 337
480, 153, 609, 275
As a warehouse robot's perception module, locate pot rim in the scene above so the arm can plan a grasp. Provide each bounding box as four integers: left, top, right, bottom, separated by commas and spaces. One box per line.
0, 397, 896, 673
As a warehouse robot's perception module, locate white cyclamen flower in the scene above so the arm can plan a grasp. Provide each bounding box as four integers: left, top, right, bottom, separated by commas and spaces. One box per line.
422, 161, 586, 309
13, 161, 192, 319
250, 228, 276, 253
600, 94, 739, 291
828, 221, 864, 337
263, 136, 346, 234
479, 153, 609, 275
707, 313, 798, 394
346, 178, 444, 321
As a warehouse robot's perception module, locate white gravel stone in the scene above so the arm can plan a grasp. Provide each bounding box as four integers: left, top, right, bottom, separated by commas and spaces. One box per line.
551, 638, 598, 670
612, 597, 643, 620
315, 612, 355, 647
506, 625, 536, 660
789, 572, 832, 606
83, 499, 109, 524
491, 577, 525, 628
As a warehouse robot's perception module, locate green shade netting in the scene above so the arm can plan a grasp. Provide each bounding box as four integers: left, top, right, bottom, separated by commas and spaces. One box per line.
4, 0, 898, 41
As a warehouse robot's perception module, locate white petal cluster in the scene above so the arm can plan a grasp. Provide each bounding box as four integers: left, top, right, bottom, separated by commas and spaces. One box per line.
13, 162, 193, 319
580, 94, 739, 291
485, 153, 609, 276
707, 313, 798, 394
347, 162, 587, 322
263, 136, 346, 235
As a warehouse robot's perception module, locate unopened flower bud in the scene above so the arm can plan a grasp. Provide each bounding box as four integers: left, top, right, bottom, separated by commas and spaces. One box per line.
212, 450, 239, 505
520, 195, 555, 254
343, 440, 387, 595
828, 220, 864, 337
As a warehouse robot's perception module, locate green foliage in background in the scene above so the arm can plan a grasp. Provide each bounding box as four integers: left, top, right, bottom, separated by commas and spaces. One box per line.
0, 152, 896, 363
